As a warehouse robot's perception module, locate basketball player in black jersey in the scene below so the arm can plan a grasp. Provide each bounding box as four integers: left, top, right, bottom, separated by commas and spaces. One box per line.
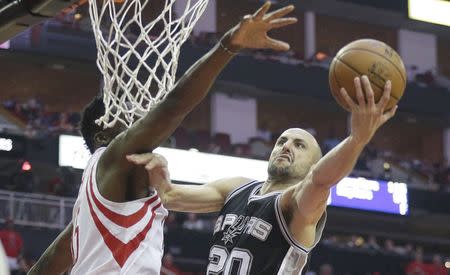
128, 75, 397, 274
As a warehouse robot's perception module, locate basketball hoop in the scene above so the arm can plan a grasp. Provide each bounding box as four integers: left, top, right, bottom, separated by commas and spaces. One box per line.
88, 0, 209, 128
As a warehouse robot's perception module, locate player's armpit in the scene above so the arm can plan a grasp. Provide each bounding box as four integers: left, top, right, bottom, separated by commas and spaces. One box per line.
28, 222, 73, 275
277, 176, 328, 249
162, 177, 252, 213
281, 171, 329, 226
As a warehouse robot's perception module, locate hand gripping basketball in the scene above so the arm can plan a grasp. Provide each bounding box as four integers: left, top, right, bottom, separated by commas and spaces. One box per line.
340, 75, 398, 145
222, 2, 298, 52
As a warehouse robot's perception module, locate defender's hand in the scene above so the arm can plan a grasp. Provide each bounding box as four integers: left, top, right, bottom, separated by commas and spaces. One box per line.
223, 2, 297, 52
340, 76, 397, 146
126, 153, 171, 193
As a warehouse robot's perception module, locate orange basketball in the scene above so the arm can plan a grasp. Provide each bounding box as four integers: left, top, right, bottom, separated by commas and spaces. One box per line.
329, 39, 407, 111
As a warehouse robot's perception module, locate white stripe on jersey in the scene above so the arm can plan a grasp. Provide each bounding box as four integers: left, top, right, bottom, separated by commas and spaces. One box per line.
274, 194, 327, 275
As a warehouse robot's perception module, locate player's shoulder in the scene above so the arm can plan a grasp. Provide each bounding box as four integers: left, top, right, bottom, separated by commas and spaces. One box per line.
217, 177, 261, 203
213, 176, 254, 190
207, 177, 254, 199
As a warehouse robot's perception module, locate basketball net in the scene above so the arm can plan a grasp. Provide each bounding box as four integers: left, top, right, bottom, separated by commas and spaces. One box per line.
88, 0, 209, 128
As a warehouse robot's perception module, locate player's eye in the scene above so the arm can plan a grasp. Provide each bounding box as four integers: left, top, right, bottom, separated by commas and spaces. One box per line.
296, 143, 306, 149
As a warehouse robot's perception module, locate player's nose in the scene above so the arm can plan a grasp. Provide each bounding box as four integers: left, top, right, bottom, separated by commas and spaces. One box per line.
281, 143, 291, 154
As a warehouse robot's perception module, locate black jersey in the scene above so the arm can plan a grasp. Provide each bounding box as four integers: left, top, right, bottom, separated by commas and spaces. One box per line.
207, 181, 326, 275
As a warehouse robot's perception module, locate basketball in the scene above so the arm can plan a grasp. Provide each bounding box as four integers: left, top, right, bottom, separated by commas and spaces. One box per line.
329, 39, 406, 111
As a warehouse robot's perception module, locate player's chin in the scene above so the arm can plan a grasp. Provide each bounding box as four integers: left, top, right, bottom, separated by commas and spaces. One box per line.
268, 164, 291, 177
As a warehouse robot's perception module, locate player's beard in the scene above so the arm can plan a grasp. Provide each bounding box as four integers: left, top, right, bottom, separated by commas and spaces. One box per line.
268, 163, 291, 181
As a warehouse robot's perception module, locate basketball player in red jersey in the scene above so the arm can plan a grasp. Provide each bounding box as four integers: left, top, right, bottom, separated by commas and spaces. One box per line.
128, 76, 398, 274
28, 2, 297, 274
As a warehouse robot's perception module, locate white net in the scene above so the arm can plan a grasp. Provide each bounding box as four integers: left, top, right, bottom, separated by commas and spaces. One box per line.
88, 0, 209, 128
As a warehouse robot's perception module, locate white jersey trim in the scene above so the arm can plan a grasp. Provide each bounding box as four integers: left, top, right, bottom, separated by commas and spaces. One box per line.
277, 246, 308, 275
247, 184, 281, 204
274, 195, 327, 255
224, 180, 259, 205
274, 195, 309, 253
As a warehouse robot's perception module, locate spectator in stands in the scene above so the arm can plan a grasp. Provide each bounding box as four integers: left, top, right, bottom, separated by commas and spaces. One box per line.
182, 213, 206, 231
165, 212, 179, 232
428, 254, 447, 275
321, 235, 338, 247
405, 249, 428, 275
346, 235, 364, 248
0, 219, 24, 274
47, 174, 63, 196
322, 129, 341, 154
53, 112, 74, 133
2, 98, 17, 111
318, 263, 334, 275
160, 253, 186, 275
256, 122, 272, 143
397, 242, 415, 257
384, 239, 397, 254
365, 235, 381, 251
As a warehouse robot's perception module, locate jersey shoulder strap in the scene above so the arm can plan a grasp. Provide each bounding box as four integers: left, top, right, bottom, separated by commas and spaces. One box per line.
224, 180, 261, 205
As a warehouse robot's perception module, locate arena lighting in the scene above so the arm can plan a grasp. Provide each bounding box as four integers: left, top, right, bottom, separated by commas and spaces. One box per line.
59, 135, 91, 169
153, 147, 268, 183
22, 161, 32, 171
314, 52, 328, 61
408, 0, 450, 27
445, 261, 450, 268
0, 40, 9, 49
0, 138, 13, 152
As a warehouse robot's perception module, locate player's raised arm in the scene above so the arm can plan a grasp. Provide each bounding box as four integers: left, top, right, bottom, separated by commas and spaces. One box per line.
126, 153, 251, 212
282, 76, 397, 231
104, 2, 297, 160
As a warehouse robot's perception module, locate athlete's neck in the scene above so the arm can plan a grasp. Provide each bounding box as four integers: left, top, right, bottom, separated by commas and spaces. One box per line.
260, 177, 300, 195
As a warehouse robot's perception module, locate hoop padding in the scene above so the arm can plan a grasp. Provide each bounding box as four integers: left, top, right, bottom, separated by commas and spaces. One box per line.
88, 0, 209, 128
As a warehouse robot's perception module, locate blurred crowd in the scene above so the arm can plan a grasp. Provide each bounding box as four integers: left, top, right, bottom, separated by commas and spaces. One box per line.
2, 98, 80, 138
0, 220, 33, 275
1, 95, 449, 197
158, 212, 449, 275
189, 33, 450, 92
1, 213, 448, 275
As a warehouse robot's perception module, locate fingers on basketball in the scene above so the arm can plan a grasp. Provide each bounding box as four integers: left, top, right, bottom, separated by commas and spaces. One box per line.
361, 76, 376, 108
354, 77, 366, 108
339, 88, 357, 109
377, 81, 392, 110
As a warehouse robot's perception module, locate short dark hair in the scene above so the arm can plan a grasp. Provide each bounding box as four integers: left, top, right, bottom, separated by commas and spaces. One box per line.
80, 96, 105, 154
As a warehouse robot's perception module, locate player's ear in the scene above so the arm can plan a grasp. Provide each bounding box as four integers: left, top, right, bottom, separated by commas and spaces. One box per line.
94, 132, 109, 146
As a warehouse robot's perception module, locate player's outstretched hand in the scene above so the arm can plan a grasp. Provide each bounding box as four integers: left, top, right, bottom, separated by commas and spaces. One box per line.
126, 153, 171, 192
222, 2, 297, 52
340, 75, 397, 145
